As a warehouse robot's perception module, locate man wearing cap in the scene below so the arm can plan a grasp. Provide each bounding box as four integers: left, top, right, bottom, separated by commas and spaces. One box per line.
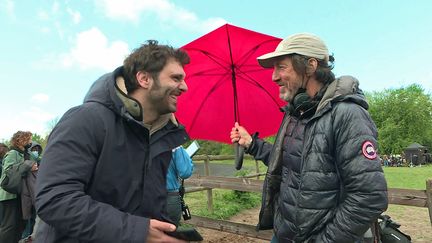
230, 33, 388, 242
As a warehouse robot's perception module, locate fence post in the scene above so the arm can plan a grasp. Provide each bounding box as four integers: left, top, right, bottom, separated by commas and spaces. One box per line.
255, 160, 260, 179
426, 179, 432, 226
204, 155, 213, 213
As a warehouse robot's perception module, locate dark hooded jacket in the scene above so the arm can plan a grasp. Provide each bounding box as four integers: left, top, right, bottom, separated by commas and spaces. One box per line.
249, 76, 388, 242
35, 67, 189, 243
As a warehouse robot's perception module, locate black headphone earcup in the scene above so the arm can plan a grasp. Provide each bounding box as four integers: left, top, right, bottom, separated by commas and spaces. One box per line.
293, 92, 311, 111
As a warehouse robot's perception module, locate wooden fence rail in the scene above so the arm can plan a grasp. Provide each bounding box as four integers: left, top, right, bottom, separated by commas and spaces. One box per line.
184, 176, 432, 240
184, 155, 432, 240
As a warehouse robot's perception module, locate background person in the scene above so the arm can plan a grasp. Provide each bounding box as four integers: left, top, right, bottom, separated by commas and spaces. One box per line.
0, 131, 38, 243
166, 146, 194, 226
21, 142, 43, 242
0, 143, 9, 225
34, 40, 190, 243
231, 33, 388, 242
0, 143, 9, 172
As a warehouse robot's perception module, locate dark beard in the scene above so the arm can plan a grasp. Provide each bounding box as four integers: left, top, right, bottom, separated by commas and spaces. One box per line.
148, 78, 175, 114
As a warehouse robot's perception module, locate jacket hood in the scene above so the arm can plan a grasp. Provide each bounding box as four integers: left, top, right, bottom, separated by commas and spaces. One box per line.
317, 75, 368, 112
84, 67, 146, 121
84, 67, 124, 114
30, 142, 43, 152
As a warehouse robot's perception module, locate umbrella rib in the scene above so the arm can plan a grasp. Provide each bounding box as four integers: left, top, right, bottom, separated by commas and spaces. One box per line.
188, 74, 231, 131
236, 70, 283, 108
225, 25, 240, 123
184, 47, 231, 73
235, 39, 279, 68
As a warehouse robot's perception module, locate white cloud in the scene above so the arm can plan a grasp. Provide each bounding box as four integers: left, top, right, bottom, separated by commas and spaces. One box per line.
0, 108, 55, 141
0, 0, 15, 19
60, 27, 129, 71
39, 26, 51, 34
54, 21, 65, 40
67, 7, 82, 24
31, 93, 50, 103
96, 0, 226, 33
23, 107, 56, 122
51, 1, 60, 15
37, 9, 50, 20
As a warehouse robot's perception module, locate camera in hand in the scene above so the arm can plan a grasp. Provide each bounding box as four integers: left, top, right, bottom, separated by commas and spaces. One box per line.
166, 226, 203, 241
181, 203, 191, 220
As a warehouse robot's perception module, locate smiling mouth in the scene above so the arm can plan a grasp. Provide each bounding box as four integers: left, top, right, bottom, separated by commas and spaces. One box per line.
170, 93, 180, 102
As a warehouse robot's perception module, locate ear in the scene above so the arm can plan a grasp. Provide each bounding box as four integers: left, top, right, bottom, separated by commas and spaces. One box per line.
136, 71, 151, 89
306, 58, 318, 76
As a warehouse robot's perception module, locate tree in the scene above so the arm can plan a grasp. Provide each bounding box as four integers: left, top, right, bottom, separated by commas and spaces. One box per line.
367, 84, 432, 155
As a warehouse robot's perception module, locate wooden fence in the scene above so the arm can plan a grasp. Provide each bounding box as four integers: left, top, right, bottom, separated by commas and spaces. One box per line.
183, 155, 432, 240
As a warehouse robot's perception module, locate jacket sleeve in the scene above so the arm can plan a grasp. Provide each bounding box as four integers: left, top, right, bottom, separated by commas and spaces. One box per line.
316, 103, 388, 242
2, 150, 23, 169
35, 105, 149, 243
173, 147, 194, 179
245, 133, 273, 166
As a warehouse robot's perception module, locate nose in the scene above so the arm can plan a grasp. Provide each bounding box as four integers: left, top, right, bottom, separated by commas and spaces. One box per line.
272, 69, 280, 83
179, 80, 188, 92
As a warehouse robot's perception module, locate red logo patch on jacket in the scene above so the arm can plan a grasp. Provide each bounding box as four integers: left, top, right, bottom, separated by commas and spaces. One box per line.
362, 141, 377, 160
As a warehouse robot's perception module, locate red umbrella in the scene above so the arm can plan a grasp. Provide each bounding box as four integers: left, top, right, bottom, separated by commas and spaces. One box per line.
177, 24, 285, 145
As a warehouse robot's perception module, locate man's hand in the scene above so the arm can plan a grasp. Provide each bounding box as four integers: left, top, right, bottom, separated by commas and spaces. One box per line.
230, 122, 252, 149
146, 219, 187, 243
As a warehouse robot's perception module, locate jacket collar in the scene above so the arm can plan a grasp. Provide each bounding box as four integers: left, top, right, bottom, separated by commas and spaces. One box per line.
316, 75, 361, 112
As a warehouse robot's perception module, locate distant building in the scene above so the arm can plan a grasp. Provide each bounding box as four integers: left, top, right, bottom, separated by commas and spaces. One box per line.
404, 143, 428, 165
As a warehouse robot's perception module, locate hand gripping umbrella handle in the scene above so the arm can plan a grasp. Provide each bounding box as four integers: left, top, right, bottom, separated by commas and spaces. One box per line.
234, 142, 244, 170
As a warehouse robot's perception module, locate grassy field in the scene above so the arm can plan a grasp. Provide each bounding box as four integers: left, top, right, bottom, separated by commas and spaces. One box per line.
383, 165, 432, 189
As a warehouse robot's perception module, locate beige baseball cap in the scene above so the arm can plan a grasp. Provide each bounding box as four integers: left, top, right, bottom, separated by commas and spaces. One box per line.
257, 33, 329, 68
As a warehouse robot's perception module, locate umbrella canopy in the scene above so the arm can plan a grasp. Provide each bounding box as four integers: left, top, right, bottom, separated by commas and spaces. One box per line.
176, 24, 286, 144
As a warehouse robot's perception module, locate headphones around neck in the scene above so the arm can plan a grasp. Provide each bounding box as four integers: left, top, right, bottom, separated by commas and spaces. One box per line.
288, 87, 324, 118
288, 88, 318, 117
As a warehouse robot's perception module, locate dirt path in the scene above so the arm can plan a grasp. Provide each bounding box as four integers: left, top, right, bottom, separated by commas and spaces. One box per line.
196, 205, 431, 243
196, 206, 265, 243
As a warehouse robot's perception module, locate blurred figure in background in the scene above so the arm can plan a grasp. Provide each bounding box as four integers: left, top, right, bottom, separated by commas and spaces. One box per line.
166, 146, 194, 226
0, 131, 38, 243
20, 142, 43, 243
0, 142, 10, 224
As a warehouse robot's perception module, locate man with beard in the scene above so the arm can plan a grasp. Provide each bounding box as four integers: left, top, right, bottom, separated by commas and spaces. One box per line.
35, 40, 189, 243
230, 33, 388, 242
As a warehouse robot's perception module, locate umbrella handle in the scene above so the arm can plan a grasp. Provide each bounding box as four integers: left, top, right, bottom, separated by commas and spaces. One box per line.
234, 142, 244, 170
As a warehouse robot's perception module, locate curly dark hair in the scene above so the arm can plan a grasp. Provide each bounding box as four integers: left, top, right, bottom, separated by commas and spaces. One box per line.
123, 40, 190, 93
10, 131, 32, 149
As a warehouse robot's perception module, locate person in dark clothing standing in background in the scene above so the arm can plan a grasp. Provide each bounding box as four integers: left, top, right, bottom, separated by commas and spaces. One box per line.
0, 143, 9, 170
231, 33, 388, 242
35, 40, 190, 243
0, 142, 10, 225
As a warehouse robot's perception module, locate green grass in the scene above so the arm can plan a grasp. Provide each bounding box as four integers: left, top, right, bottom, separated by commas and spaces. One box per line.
185, 189, 261, 220
383, 164, 432, 190
186, 158, 264, 219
